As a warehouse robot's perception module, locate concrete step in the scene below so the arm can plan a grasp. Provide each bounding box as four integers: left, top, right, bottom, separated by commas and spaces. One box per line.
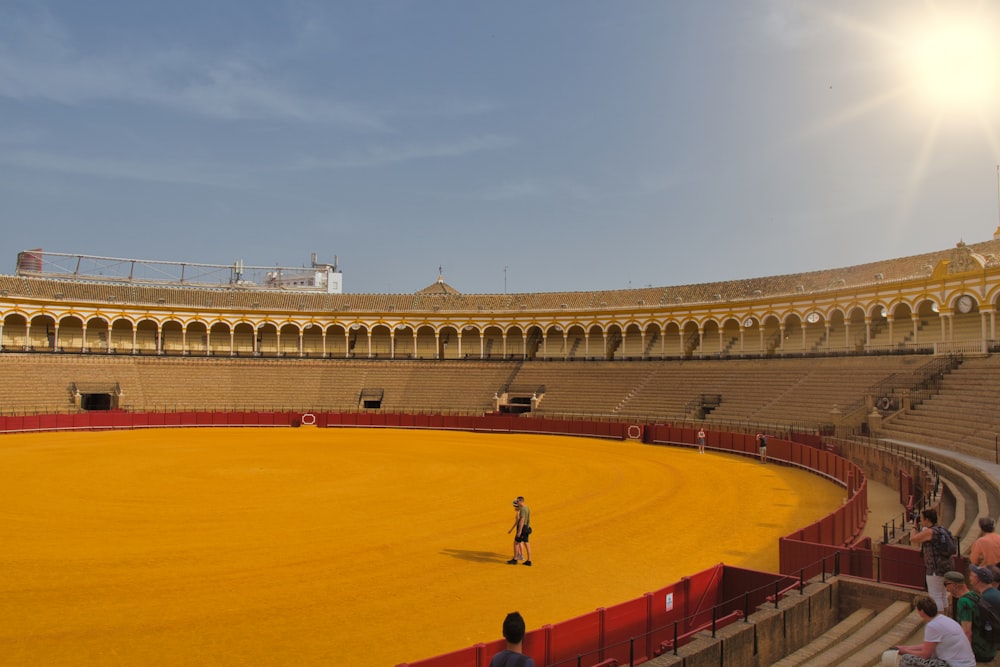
770, 607, 876, 667
798, 600, 913, 667
834, 608, 923, 667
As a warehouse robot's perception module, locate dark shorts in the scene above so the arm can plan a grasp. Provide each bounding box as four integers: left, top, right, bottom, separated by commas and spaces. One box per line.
515, 526, 531, 543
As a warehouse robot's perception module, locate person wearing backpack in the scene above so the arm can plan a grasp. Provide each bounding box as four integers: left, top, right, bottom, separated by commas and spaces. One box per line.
968, 566, 1000, 661
912, 508, 956, 613
945, 570, 998, 663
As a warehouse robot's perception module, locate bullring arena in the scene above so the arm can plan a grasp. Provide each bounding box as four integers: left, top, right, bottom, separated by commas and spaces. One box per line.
3, 236, 1000, 666
0, 427, 846, 665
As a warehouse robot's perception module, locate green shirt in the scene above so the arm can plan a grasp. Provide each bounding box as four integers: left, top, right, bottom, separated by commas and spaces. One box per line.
519, 505, 531, 529
957, 591, 998, 662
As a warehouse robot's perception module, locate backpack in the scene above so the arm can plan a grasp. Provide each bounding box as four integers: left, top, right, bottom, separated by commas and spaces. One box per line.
977, 595, 1000, 645
931, 525, 958, 557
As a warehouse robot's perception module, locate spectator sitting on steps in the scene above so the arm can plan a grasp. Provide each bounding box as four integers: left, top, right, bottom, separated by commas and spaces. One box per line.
881, 594, 975, 666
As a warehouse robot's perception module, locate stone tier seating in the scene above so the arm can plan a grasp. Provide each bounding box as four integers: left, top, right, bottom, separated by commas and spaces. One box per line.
0, 354, 981, 437
0, 355, 513, 414
880, 355, 1000, 459
518, 357, 924, 429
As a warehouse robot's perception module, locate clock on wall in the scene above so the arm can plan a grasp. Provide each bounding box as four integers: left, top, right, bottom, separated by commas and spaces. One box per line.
957, 295, 975, 314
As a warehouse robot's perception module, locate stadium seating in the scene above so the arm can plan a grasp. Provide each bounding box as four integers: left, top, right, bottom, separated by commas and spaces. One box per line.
4, 238, 1000, 665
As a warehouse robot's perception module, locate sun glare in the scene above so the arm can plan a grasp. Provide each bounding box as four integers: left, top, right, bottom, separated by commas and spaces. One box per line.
790, 3, 1000, 235
899, 8, 1000, 117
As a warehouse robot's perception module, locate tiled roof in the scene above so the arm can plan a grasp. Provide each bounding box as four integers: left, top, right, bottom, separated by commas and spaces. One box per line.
3, 238, 998, 312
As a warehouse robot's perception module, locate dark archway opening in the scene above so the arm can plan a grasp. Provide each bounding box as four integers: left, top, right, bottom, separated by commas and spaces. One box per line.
81, 393, 113, 411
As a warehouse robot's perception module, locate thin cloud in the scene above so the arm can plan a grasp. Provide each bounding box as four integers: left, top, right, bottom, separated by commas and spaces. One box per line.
759, 1, 826, 50
0, 10, 385, 129
446, 181, 543, 202
0, 134, 515, 186
0, 49, 385, 129
444, 169, 682, 204
0, 6, 499, 130
0, 149, 245, 189
0, 125, 47, 145
289, 134, 515, 170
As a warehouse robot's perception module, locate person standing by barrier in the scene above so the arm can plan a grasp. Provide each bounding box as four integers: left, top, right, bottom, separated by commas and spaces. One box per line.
911, 508, 954, 613
489, 612, 536, 667
756, 433, 767, 463
697, 428, 706, 454
971, 517, 1000, 567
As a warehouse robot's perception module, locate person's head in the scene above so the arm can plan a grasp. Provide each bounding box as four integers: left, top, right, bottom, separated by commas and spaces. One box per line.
943, 571, 966, 594
970, 565, 995, 589
988, 565, 1000, 587
921, 508, 938, 526
914, 595, 938, 619
512, 499, 519, 509
502, 611, 527, 645
517, 496, 524, 504
980, 517, 996, 533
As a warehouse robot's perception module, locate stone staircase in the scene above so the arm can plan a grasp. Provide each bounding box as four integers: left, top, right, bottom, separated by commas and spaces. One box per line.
775, 602, 919, 667
768, 607, 876, 667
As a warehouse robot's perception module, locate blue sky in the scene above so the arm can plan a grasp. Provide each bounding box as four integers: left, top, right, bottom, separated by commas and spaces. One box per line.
2, 1, 999, 294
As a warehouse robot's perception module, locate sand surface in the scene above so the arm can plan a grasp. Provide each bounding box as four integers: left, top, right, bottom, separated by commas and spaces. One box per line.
0, 427, 846, 665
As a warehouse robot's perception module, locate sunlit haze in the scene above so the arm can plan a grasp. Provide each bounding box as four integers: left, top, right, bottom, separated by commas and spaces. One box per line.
2, 1, 999, 293
896, 6, 1000, 118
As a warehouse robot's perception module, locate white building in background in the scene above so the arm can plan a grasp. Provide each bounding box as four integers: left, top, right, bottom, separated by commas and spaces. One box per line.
263, 254, 343, 293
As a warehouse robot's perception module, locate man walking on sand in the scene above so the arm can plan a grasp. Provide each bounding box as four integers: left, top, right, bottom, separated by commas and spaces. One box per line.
507, 496, 532, 566
507, 499, 523, 562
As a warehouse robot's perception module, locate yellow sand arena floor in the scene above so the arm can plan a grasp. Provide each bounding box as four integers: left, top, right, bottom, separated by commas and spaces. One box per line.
0, 427, 846, 665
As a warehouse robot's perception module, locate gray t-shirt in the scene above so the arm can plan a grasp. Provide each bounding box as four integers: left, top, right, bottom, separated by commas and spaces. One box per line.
489, 649, 536, 667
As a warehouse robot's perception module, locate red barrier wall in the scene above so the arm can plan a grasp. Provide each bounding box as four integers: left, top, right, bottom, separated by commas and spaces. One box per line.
0, 410, 331, 434
878, 543, 926, 588
398, 563, 759, 667
602, 596, 652, 665
546, 611, 601, 667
